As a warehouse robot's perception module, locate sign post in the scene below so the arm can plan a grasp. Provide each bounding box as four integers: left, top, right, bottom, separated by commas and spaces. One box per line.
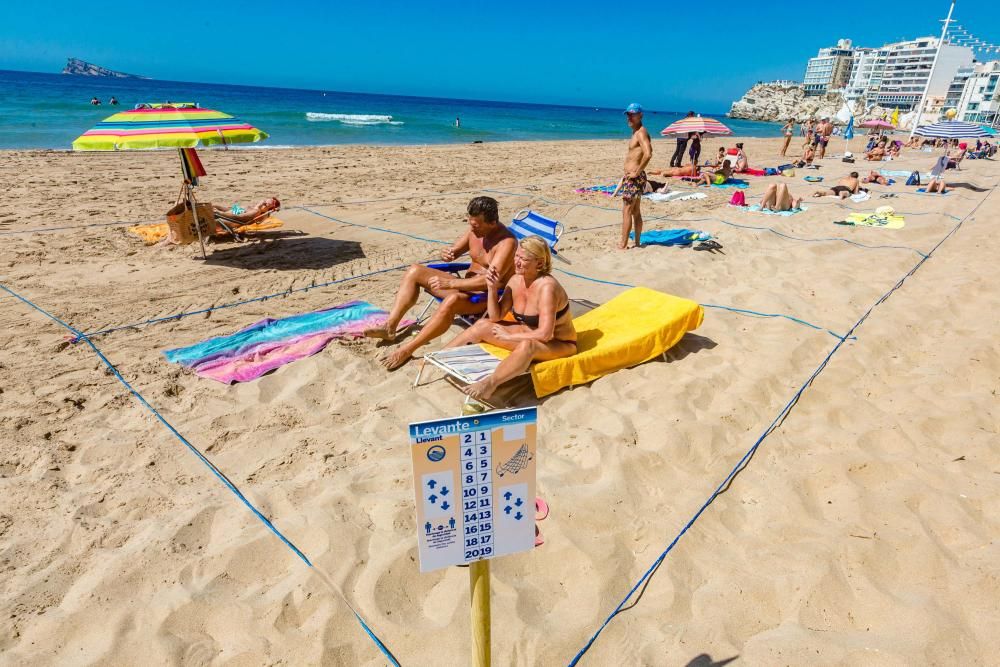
409, 407, 538, 665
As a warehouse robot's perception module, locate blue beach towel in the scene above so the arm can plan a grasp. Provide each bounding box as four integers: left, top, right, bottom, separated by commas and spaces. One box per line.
711, 179, 750, 189
630, 228, 710, 246
915, 188, 949, 195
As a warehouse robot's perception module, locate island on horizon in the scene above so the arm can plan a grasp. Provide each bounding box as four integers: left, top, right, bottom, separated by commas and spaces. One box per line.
62, 57, 148, 79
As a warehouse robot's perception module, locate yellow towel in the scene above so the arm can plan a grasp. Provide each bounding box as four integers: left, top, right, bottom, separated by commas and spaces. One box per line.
845, 213, 905, 229
483, 287, 704, 397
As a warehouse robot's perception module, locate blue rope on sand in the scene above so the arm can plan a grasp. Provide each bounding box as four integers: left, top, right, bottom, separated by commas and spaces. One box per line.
567, 182, 996, 666
553, 268, 851, 341
0, 282, 401, 667
80, 263, 414, 339
299, 207, 450, 245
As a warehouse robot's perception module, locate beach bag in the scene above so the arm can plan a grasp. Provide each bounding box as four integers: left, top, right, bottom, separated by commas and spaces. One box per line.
729, 191, 746, 207
783, 168, 796, 177
166, 201, 216, 245
905, 171, 920, 186
764, 167, 779, 176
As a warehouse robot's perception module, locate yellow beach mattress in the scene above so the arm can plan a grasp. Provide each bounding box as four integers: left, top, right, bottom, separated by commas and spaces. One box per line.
483, 286, 704, 397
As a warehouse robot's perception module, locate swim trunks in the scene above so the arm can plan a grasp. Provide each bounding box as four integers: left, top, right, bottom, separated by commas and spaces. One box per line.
713, 173, 726, 185
620, 171, 647, 202
831, 185, 850, 195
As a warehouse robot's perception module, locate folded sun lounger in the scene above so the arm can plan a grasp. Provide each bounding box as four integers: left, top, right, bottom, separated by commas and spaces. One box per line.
417, 287, 704, 399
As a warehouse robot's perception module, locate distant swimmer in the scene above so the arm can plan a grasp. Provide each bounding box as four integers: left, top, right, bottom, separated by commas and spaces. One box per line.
456, 116, 461, 128
90, 97, 101, 106
109, 96, 119, 105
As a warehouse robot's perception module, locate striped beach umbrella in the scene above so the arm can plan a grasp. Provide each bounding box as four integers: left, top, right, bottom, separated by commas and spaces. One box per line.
860, 119, 894, 129
913, 120, 991, 139
71, 103, 268, 258
72, 103, 268, 150
660, 116, 732, 137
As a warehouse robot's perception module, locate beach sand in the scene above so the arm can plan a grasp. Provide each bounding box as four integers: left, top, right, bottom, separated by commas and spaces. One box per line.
1, 137, 998, 665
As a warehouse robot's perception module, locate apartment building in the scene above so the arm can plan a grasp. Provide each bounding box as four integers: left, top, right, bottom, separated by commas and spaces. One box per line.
803, 40, 855, 96
956, 60, 1000, 126
873, 37, 974, 110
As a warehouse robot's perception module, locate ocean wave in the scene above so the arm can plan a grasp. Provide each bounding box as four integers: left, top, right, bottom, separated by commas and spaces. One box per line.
306, 112, 403, 126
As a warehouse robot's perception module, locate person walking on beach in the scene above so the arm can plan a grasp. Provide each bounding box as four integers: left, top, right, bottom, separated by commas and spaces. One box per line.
670, 111, 695, 167
619, 103, 652, 249
780, 120, 795, 156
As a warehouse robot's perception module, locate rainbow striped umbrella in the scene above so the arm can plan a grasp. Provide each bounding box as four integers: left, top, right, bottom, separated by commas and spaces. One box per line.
72, 103, 268, 150
660, 116, 732, 137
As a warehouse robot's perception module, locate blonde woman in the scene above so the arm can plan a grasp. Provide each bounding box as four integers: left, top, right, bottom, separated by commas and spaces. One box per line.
442, 235, 577, 401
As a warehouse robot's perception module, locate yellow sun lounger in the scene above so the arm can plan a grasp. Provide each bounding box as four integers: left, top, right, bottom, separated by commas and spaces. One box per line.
417, 287, 704, 399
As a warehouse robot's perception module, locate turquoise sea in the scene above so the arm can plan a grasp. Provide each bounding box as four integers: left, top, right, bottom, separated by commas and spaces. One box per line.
0, 69, 784, 150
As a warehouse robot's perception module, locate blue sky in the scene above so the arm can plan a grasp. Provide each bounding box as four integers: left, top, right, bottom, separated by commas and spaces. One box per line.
2, 0, 999, 111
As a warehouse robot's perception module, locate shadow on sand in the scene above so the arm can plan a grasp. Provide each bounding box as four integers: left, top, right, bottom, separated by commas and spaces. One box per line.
204, 236, 365, 271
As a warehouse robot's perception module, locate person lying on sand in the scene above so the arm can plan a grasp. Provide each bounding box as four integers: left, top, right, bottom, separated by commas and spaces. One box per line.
440, 235, 576, 401
862, 170, 889, 185
760, 183, 803, 211
812, 172, 861, 199
366, 196, 517, 370
697, 159, 733, 186
213, 198, 281, 223
648, 164, 699, 178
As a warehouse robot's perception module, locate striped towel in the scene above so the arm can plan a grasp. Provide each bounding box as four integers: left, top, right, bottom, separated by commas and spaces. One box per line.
164, 301, 410, 383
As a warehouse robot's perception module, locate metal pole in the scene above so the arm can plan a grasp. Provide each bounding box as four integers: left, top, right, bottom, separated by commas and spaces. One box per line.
910, 0, 957, 138
470, 560, 491, 667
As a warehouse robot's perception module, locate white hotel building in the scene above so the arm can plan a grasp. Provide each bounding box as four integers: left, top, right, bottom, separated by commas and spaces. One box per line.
804, 37, 974, 112
956, 60, 1000, 126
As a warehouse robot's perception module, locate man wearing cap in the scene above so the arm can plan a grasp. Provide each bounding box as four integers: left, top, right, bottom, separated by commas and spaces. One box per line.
620, 103, 653, 249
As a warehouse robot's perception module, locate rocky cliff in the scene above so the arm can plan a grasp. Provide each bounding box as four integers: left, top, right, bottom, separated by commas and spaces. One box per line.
62, 58, 147, 79
729, 83, 852, 123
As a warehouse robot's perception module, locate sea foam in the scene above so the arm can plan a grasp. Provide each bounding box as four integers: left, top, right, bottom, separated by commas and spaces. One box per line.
306, 112, 403, 125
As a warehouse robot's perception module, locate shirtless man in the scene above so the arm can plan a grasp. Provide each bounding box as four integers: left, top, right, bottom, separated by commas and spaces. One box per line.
365, 196, 516, 370
619, 103, 653, 249
816, 117, 834, 159
697, 159, 733, 186
812, 172, 861, 199
861, 170, 889, 185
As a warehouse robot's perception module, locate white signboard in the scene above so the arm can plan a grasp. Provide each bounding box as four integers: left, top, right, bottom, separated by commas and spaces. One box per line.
409, 407, 537, 572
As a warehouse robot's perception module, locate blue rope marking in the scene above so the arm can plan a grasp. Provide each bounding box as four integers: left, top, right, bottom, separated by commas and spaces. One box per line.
80, 263, 414, 339
567, 182, 996, 666
553, 268, 851, 341
487, 188, 931, 256
0, 282, 401, 667
299, 207, 451, 245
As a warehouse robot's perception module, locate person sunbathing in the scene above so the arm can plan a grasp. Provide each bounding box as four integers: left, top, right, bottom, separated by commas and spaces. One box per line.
733, 143, 749, 172
213, 197, 281, 223
440, 235, 576, 401
947, 143, 967, 169
760, 183, 803, 212
866, 139, 888, 161
697, 159, 733, 186
648, 164, 699, 177
862, 170, 889, 185
813, 172, 861, 199
366, 196, 517, 370
795, 142, 816, 168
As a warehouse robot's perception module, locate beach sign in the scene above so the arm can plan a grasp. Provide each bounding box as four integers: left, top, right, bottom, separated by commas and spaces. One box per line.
409, 407, 537, 572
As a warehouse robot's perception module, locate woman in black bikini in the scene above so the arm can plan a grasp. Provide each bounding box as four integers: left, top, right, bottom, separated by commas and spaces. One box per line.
441, 235, 577, 401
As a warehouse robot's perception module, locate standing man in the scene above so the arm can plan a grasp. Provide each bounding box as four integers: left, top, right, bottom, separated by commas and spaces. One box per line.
817, 117, 834, 159
670, 110, 695, 167
619, 103, 652, 250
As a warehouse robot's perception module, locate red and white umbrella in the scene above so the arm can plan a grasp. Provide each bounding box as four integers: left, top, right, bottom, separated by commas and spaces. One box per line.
660, 116, 732, 136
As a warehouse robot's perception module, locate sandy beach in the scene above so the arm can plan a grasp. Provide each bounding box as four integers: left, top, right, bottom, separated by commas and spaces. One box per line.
1, 136, 998, 665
